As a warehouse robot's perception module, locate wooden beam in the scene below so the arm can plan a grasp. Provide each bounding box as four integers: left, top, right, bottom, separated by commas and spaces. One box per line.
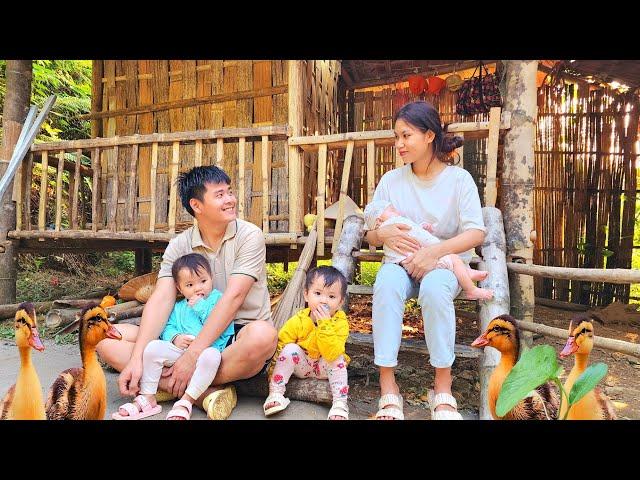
30, 125, 288, 151
507, 262, 640, 284
79, 85, 288, 120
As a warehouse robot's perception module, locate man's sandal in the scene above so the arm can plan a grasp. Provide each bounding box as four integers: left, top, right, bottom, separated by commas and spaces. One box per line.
374, 393, 404, 420
202, 384, 237, 420
263, 392, 291, 416
327, 399, 349, 420
427, 390, 463, 420
112, 395, 162, 420
166, 399, 193, 420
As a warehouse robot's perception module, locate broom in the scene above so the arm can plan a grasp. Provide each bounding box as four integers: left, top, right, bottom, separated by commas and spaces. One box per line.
271, 221, 318, 330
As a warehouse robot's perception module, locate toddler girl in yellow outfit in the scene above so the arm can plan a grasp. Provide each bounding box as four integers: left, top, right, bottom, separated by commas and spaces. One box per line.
264, 266, 350, 420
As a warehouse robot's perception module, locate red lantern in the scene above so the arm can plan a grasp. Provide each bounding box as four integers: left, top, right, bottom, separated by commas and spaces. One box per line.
408, 75, 426, 95
426, 76, 446, 95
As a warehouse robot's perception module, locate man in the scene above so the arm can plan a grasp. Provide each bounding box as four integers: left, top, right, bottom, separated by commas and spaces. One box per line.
97, 165, 278, 419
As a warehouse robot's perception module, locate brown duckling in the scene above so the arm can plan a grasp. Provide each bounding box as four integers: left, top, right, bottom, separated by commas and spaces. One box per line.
45, 304, 122, 420
0, 302, 46, 420
559, 313, 616, 420
471, 314, 560, 420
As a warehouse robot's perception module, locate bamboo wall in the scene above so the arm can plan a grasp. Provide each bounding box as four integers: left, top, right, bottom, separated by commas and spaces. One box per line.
92, 60, 289, 232
534, 83, 639, 306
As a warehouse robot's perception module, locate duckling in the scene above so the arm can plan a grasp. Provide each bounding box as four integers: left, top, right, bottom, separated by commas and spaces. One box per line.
45, 303, 122, 420
471, 314, 560, 420
559, 314, 616, 420
0, 302, 46, 420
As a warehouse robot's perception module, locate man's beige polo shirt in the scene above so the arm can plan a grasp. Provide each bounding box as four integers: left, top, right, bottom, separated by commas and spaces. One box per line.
158, 219, 272, 326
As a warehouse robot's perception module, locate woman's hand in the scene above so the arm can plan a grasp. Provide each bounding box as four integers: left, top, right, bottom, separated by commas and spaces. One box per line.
377, 223, 421, 255
401, 245, 441, 281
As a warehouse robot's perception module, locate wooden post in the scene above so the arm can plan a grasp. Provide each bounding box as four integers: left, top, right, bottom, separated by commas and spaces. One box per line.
331, 214, 365, 310
149, 142, 158, 233
216, 138, 224, 167
127, 145, 138, 232
331, 141, 354, 254
316, 143, 327, 256
288, 60, 304, 236
458, 133, 465, 170
261, 135, 270, 233
0, 59, 31, 304
484, 107, 501, 207
501, 60, 538, 345
238, 137, 245, 219
477, 207, 511, 420
367, 140, 376, 252
55, 151, 65, 231
39, 151, 49, 231
168, 142, 180, 234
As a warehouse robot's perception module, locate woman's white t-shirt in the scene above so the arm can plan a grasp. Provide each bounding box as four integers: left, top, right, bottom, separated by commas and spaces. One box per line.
370, 164, 486, 263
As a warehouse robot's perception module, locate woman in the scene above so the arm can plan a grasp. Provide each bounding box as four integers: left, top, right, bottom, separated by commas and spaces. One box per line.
366, 101, 486, 420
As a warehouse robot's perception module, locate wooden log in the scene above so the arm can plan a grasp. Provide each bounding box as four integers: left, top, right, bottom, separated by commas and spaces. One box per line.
79, 85, 288, 120
287, 60, 304, 235
331, 141, 355, 255
506, 263, 640, 284
235, 373, 333, 405
53, 300, 142, 334
0, 301, 54, 320
477, 207, 511, 420
513, 319, 640, 359
38, 151, 49, 231
55, 151, 64, 231
52, 298, 104, 309
316, 143, 327, 256
534, 297, 589, 311
45, 308, 80, 329
502, 60, 538, 342
30, 125, 288, 151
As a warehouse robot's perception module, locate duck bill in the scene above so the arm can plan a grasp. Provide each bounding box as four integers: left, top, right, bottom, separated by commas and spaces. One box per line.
560, 337, 578, 358
471, 333, 489, 348
106, 324, 122, 340
29, 328, 45, 352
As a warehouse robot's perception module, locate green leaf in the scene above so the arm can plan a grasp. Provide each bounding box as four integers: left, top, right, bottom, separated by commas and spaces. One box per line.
496, 345, 559, 417
601, 248, 614, 258
568, 363, 608, 406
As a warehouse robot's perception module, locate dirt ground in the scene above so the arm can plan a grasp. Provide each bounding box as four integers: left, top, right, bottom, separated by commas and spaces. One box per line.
345, 295, 640, 420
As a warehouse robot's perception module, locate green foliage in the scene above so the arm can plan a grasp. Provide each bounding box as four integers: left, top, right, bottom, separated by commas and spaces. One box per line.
0, 59, 92, 142
496, 345, 560, 418
568, 363, 608, 406
0, 321, 14, 340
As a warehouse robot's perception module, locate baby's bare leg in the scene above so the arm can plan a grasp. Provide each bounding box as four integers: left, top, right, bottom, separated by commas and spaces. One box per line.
447, 254, 493, 300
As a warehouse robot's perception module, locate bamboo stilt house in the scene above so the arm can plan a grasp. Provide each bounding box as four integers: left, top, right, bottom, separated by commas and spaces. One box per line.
6, 59, 640, 308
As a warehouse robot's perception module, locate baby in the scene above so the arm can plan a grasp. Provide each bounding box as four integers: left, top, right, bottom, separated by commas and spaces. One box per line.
364, 199, 493, 301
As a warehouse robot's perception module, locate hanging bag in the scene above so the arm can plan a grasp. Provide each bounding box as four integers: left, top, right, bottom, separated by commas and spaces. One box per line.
456, 61, 503, 115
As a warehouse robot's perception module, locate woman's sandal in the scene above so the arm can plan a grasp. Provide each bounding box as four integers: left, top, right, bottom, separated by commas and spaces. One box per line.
374, 393, 404, 420
427, 390, 463, 420
112, 395, 162, 420
327, 399, 349, 420
263, 392, 291, 416
166, 399, 193, 420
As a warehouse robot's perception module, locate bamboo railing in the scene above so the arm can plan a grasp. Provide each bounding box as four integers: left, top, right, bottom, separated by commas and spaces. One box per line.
11, 126, 292, 244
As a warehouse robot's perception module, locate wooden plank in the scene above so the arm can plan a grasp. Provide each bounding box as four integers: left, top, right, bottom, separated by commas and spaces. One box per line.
331, 141, 354, 254
485, 107, 501, 207
194, 140, 203, 167
216, 138, 224, 167
261, 135, 270, 233
109, 146, 119, 231
317, 143, 327, 256
366, 140, 375, 203
14, 157, 24, 231
91, 148, 101, 232
127, 144, 139, 231
23, 153, 33, 230
137, 60, 154, 232
168, 142, 180, 234
38, 151, 48, 232
149, 142, 158, 233
55, 151, 65, 231
70, 149, 82, 229
238, 138, 245, 219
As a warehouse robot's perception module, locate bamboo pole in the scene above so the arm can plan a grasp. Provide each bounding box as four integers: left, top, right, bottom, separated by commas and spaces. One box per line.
71, 149, 82, 229
109, 146, 119, 231
502, 60, 538, 343
484, 107, 501, 207
127, 144, 139, 232
477, 207, 511, 420
458, 133, 464, 170
168, 142, 180, 234
331, 141, 354, 254
216, 138, 223, 167
23, 153, 33, 230
317, 144, 327, 256
149, 142, 158, 233
262, 135, 270, 233
38, 151, 48, 231
55, 151, 64, 231
367, 140, 375, 253
238, 137, 245, 220
288, 60, 304, 236
506, 263, 640, 284
14, 159, 23, 231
